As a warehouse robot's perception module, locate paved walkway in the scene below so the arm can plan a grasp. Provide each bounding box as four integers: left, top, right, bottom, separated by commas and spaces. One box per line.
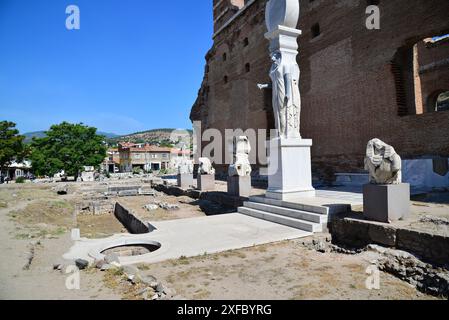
64, 213, 311, 265
315, 189, 363, 204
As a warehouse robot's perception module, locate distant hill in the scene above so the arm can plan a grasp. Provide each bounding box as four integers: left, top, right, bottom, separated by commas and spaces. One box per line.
23, 128, 192, 146
107, 128, 193, 146
23, 130, 119, 144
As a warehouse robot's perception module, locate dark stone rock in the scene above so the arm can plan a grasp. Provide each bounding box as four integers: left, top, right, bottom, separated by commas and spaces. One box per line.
75, 259, 89, 270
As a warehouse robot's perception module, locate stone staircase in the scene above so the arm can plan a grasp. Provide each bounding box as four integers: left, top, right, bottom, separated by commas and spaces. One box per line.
238, 196, 333, 233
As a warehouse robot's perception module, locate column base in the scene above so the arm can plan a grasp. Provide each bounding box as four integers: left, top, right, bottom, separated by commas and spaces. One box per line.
197, 174, 215, 191
227, 175, 251, 197
363, 183, 411, 223
266, 137, 315, 200
177, 174, 193, 189
266, 189, 316, 201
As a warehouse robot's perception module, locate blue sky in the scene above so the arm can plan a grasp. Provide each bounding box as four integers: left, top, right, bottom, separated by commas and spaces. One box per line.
0, 0, 213, 135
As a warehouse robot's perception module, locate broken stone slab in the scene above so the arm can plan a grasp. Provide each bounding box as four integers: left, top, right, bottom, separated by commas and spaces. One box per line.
158, 202, 180, 211
123, 265, 140, 278
104, 253, 120, 264
144, 204, 159, 211
100, 264, 114, 271
155, 283, 164, 293
94, 259, 106, 269
134, 273, 157, 286
118, 190, 138, 197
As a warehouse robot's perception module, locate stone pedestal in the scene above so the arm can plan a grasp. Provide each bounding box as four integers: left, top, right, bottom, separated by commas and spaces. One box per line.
266, 138, 315, 200
197, 174, 215, 191
177, 174, 193, 189
227, 176, 251, 197
363, 183, 411, 223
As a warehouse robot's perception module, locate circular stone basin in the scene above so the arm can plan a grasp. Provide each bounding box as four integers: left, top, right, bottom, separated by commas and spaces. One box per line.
100, 240, 161, 257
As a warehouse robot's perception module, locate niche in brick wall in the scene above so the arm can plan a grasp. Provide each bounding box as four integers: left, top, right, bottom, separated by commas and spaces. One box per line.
392, 33, 449, 116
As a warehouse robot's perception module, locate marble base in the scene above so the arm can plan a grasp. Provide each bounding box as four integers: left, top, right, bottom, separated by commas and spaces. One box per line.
363, 183, 411, 223
266, 138, 315, 201
197, 174, 215, 191
227, 175, 251, 197
177, 174, 193, 189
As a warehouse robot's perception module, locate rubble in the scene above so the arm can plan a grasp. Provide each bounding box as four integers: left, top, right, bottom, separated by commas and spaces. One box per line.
419, 215, 449, 226
368, 245, 449, 298
158, 202, 180, 211
143, 204, 159, 211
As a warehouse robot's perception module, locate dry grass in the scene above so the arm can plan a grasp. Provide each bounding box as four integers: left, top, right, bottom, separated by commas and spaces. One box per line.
129, 240, 439, 300
9, 199, 76, 238
0, 185, 56, 204
102, 268, 155, 300
77, 213, 124, 239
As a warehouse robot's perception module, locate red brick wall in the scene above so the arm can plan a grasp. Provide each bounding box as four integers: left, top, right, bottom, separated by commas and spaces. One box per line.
192, 0, 449, 179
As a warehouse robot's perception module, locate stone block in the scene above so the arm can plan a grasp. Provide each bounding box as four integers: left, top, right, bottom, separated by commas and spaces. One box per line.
368, 224, 397, 247
363, 183, 410, 223
197, 174, 215, 191
266, 138, 316, 200
227, 176, 251, 197
177, 174, 193, 189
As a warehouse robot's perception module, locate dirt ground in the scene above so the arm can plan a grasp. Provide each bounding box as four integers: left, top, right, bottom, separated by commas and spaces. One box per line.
0, 182, 445, 300
131, 240, 439, 300
117, 194, 205, 222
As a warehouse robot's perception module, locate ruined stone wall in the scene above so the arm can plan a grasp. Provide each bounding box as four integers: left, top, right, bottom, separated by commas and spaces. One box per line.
191, 0, 449, 179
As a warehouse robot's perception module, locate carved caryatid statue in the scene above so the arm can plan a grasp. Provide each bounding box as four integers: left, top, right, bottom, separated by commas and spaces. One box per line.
228, 136, 252, 177
258, 0, 302, 139
364, 138, 402, 184
269, 51, 301, 139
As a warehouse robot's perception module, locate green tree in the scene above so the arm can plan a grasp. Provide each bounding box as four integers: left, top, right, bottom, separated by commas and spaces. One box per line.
30, 122, 107, 179
0, 121, 26, 175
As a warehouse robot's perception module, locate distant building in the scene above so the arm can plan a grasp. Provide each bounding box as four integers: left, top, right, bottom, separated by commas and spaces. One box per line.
117, 143, 192, 173
118, 143, 172, 172
1, 161, 32, 180
102, 148, 120, 173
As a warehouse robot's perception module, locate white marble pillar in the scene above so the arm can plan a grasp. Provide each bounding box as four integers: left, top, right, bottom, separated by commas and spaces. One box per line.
264, 0, 315, 200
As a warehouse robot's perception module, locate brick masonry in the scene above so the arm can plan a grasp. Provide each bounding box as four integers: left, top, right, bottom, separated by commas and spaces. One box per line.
191, 0, 449, 179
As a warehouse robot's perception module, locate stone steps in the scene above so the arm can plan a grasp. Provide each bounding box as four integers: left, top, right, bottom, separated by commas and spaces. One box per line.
249, 196, 351, 215
238, 206, 324, 233
243, 201, 327, 224
237, 196, 333, 233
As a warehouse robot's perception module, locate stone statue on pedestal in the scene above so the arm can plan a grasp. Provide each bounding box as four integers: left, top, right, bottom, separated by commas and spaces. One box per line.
258, 0, 302, 139
178, 160, 193, 175
227, 136, 252, 197
363, 138, 409, 223
364, 138, 402, 184
198, 157, 215, 175
258, 0, 315, 200
228, 136, 252, 177
197, 157, 215, 191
